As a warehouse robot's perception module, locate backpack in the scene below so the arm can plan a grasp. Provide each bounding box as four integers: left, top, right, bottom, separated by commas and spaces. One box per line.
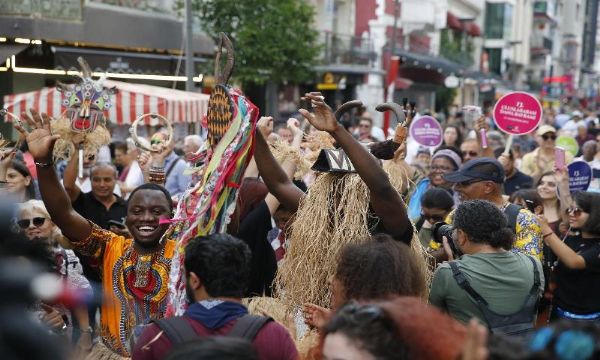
152, 314, 273, 346
448, 255, 541, 336
503, 203, 521, 235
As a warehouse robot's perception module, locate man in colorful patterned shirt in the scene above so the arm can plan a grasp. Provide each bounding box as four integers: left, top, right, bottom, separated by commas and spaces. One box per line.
17, 110, 174, 358
442, 158, 543, 259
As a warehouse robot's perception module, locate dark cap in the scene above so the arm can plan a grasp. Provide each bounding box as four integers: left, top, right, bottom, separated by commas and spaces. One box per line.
443, 157, 505, 184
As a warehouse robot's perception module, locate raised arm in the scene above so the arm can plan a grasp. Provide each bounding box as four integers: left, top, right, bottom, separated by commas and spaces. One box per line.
254, 117, 304, 212
16, 110, 91, 242
537, 214, 584, 269
554, 167, 572, 225
62, 134, 84, 202
299, 93, 412, 242
474, 116, 494, 158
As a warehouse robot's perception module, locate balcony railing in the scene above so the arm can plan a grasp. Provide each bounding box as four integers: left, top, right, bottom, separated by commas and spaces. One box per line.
320, 33, 376, 67
88, 0, 171, 13
0, 0, 82, 20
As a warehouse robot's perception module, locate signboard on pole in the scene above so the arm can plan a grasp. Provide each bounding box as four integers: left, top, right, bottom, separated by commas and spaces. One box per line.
568, 161, 592, 193
492, 92, 543, 135
409, 115, 443, 147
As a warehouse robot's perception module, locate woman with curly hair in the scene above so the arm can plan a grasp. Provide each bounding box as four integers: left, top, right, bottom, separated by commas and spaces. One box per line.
303, 234, 426, 329
321, 297, 467, 360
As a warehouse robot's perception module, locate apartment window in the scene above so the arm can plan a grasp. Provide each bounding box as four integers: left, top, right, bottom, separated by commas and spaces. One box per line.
485, 48, 503, 75
484, 2, 513, 39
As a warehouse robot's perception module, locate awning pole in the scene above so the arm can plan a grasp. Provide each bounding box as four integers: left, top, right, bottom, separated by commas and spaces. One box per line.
185, 0, 194, 92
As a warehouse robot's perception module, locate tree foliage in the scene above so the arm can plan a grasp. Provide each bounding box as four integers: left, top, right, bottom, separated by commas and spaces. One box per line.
182, 0, 320, 85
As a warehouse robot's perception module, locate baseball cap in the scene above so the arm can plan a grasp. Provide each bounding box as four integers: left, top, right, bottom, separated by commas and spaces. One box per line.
572, 110, 583, 118
536, 125, 556, 136
443, 157, 505, 184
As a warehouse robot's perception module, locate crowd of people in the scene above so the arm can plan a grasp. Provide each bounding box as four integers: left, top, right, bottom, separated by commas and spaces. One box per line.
1, 94, 600, 360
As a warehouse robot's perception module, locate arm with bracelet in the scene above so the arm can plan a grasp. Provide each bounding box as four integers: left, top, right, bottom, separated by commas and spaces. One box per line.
537, 214, 585, 270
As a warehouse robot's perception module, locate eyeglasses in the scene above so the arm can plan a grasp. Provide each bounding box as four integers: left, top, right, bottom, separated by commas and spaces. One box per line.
430, 165, 454, 172
17, 217, 46, 229
542, 134, 557, 141
420, 212, 446, 223
462, 151, 478, 157
565, 207, 583, 217
456, 179, 484, 187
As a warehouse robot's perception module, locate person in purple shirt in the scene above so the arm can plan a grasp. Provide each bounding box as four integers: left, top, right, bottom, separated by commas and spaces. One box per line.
131, 233, 297, 360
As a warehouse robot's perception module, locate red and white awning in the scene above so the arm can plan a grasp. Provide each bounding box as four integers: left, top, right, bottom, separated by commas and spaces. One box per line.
2, 80, 209, 125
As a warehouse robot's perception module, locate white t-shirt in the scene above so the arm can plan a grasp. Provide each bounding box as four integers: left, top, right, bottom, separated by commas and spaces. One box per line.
122, 161, 144, 199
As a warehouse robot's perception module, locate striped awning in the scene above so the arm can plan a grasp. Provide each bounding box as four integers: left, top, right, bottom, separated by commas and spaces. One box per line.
2, 80, 209, 125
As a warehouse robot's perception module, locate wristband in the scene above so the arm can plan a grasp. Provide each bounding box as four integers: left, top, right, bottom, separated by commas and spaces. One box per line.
35, 160, 54, 168
80, 326, 93, 334
543, 232, 554, 238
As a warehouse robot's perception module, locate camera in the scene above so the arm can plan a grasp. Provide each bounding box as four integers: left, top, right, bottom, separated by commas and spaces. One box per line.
432, 222, 462, 257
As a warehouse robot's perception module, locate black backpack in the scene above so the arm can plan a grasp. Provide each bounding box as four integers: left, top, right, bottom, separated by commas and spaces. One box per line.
503, 203, 521, 235
152, 315, 273, 346
449, 255, 541, 336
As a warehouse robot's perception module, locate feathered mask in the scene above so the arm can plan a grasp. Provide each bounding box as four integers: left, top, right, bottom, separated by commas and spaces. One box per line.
56, 57, 115, 133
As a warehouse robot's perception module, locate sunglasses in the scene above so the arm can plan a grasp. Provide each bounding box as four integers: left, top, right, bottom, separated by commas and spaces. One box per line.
565, 207, 583, 217
462, 151, 478, 157
17, 217, 46, 229
420, 212, 446, 223
457, 179, 484, 187
542, 134, 557, 141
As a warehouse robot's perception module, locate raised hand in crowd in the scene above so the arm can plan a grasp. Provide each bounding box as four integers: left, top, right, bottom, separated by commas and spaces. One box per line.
254, 115, 304, 211
257, 116, 274, 138
15, 108, 92, 244
303, 303, 332, 330
139, 142, 170, 186
475, 115, 493, 158
298, 93, 338, 133
287, 117, 304, 148
553, 166, 572, 221
299, 92, 413, 243
15, 109, 59, 163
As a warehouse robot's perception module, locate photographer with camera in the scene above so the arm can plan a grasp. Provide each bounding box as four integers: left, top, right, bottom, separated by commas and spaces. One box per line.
429, 200, 544, 335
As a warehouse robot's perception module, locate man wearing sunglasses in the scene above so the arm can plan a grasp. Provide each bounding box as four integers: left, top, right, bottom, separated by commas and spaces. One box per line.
443, 157, 543, 259
460, 138, 480, 163
519, 125, 573, 179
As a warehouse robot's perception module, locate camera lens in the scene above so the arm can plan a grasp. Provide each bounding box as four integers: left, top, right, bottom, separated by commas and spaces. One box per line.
432, 222, 454, 244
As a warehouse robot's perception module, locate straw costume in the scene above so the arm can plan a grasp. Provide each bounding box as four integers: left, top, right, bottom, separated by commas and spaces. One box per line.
269, 100, 431, 313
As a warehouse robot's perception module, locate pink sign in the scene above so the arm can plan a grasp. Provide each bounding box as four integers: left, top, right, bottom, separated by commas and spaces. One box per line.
493, 92, 543, 135
409, 115, 443, 147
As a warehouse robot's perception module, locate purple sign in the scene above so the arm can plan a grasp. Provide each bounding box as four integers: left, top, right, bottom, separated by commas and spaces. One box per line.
409, 115, 443, 147
568, 161, 592, 193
